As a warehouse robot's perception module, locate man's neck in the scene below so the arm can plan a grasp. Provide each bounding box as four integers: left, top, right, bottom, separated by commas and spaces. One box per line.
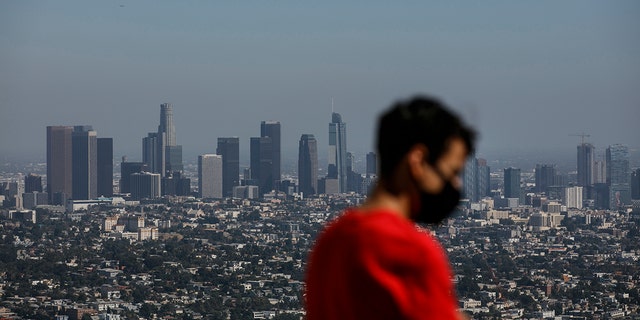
360, 185, 412, 220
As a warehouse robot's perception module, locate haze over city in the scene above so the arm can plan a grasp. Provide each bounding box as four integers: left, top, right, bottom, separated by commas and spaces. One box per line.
1, 1, 639, 168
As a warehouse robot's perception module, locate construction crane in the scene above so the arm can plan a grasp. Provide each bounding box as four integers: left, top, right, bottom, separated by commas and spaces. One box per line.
569, 133, 591, 145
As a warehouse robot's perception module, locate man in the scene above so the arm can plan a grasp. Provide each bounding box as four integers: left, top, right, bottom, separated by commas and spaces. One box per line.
306, 96, 475, 319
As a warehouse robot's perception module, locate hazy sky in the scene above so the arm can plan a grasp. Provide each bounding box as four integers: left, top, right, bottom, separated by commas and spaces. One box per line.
1, 1, 639, 167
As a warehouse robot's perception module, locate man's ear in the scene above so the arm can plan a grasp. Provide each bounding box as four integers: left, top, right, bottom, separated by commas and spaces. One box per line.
406, 144, 428, 179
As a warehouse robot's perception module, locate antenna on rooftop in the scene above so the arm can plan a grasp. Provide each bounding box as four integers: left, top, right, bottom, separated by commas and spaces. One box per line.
331, 97, 334, 113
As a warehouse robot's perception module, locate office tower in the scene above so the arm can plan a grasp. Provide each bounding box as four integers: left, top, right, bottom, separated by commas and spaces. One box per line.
143, 132, 164, 174
142, 103, 182, 177
593, 159, 607, 184
328, 112, 347, 193
477, 158, 491, 199
504, 167, 521, 199
346, 152, 363, 193
577, 143, 595, 186
366, 152, 377, 176
298, 134, 318, 196
72, 126, 98, 200
120, 161, 148, 194
166, 145, 183, 173
199, 154, 223, 199
463, 157, 478, 202
606, 144, 630, 209
161, 171, 190, 196
97, 138, 113, 197
159, 103, 176, 146
261, 121, 281, 187
217, 137, 240, 197
47, 126, 73, 205
535, 164, 556, 194
24, 174, 43, 193
631, 168, 640, 200
251, 136, 274, 195
564, 186, 583, 209
130, 172, 161, 200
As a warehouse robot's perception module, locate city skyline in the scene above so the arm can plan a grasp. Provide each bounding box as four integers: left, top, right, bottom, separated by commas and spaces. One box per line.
1, 1, 639, 164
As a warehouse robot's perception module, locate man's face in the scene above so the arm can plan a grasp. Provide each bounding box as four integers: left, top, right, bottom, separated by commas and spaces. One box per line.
420, 137, 468, 194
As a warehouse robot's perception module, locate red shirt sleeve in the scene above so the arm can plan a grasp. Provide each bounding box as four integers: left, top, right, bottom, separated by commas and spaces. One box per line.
306, 210, 459, 320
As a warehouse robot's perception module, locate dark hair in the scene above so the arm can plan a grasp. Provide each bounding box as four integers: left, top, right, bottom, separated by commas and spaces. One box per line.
376, 95, 475, 180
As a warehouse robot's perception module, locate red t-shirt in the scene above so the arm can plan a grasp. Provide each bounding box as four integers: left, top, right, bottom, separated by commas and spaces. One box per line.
305, 208, 459, 320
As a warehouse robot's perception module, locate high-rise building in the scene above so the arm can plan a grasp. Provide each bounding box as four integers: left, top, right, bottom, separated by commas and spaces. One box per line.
463, 157, 478, 202
130, 172, 161, 200
606, 144, 630, 209
47, 126, 73, 205
298, 134, 318, 196
72, 126, 97, 200
366, 152, 377, 176
328, 112, 347, 193
198, 154, 223, 199
504, 167, 521, 200
97, 138, 113, 197
217, 137, 240, 197
159, 103, 176, 147
120, 161, 147, 194
24, 174, 43, 193
564, 186, 583, 209
477, 158, 491, 199
143, 132, 164, 174
577, 143, 595, 186
142, 103, 182, 177
261, 121, 281, 188
463, 157, 491, 202
165, 145, 183, 173
631, 168, 640, 200
535, 164, 556, 194
251, 136, 273, 196
593, 159, 607, 184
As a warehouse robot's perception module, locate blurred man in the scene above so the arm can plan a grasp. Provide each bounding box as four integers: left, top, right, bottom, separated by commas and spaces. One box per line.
306, 96, 475, 319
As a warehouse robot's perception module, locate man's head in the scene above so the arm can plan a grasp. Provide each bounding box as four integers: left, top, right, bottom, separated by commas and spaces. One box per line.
376, 95, 475, 223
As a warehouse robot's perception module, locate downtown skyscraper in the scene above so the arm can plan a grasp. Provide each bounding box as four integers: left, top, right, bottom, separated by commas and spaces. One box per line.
328, 112, 347, 193
577, 143, 595, 187
250, 136, 273, 196
217, 137, 240, 197
261, 121, 281, 188
47, 126, 73, 204
606, 144, 630, 210
504, 167, 521, 200
72, 126, 97, 200
142, 103, 182, 177
298, 134, 318, 196
47, 125, 112, 203
198, 154, 223, 199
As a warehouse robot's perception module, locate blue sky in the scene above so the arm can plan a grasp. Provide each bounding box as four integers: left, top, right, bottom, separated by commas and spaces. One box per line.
1, 1, 639, 167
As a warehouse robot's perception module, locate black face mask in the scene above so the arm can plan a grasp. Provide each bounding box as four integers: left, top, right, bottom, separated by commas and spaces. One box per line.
412, 167, 461, 225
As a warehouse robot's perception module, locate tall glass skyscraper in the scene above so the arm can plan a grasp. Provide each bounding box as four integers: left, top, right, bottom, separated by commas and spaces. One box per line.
298, 134, 318, 196
97, 138, 113, 197
47, 126, 73, 204
504, 167, 521, 200
577, 143, 595, 187
217, 137, 240, 197
159, 103, 176, 147
142, 103, 182, 177
250, 136, 273, 195
72, 125, 97, 200
261, 121, 281, 188
328, 112, 347, 193
606, 144, 630, 209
